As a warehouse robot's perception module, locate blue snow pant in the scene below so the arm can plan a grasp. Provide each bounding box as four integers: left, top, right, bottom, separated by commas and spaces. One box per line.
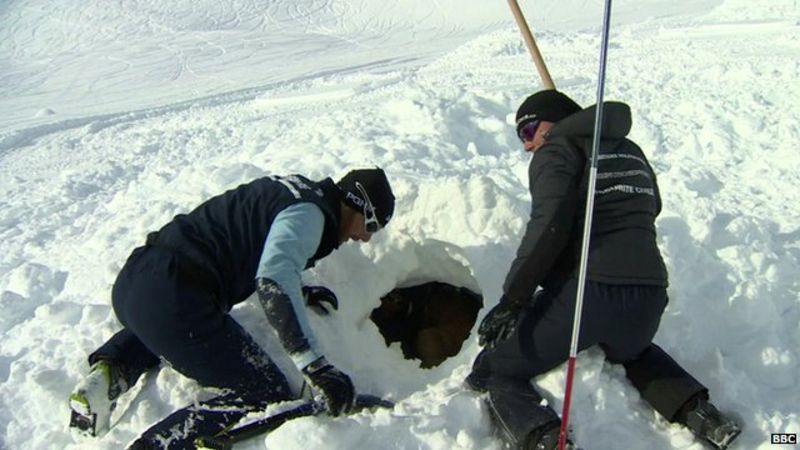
89, 246, 293, 449
467, 279, 708, 449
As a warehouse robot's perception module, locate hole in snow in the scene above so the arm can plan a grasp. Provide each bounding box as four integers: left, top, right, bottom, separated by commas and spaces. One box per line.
353, 237, 485, 398
370, 281, 482, 369
276, 237, 486, 400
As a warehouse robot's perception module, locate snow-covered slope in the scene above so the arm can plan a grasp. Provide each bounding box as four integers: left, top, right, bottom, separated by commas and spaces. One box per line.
1, 1, 798, 449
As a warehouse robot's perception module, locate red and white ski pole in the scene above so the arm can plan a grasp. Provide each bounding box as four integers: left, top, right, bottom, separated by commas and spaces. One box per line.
558, 0, 614, 449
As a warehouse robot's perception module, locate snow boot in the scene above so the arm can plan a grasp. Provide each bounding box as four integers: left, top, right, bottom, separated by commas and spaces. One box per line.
679, 396, 741, 450
69, 359, 128, 437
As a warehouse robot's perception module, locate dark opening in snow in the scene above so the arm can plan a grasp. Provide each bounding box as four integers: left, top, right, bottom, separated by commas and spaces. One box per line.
369, 281, 483, 368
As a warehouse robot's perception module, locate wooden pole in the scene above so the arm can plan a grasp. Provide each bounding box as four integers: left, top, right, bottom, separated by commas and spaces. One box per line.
507, 0, 556, 89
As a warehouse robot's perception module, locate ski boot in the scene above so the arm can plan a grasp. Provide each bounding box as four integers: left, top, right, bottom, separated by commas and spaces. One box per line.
69, 360, 127, 437
680, 396, 741, 450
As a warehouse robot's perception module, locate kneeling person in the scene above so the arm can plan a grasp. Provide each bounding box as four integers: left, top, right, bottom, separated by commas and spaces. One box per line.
69, 168, 394, 448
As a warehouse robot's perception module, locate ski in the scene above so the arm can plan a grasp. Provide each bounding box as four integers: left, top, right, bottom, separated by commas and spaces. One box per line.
194, 394, 393, 450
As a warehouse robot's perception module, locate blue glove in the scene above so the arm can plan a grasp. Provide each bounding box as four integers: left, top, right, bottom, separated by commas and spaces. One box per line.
302, 285, 339, 315
478, 297, 523, 349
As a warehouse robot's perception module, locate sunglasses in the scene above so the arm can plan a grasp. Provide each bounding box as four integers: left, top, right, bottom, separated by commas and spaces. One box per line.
355, 181, 381, 233
517, 120, 542, 143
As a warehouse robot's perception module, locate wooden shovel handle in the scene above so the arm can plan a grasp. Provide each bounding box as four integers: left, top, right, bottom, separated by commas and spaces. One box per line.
507, 0, 556, 89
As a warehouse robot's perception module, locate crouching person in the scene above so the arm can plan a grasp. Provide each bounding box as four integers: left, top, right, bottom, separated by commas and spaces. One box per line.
466, 91, 741, 450
68, 168, 395, 449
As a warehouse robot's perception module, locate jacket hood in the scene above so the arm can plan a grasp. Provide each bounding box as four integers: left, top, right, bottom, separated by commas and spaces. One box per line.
548, 101, 632, 140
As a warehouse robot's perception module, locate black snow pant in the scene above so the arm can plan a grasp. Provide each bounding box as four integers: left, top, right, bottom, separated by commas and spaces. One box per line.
88, 246, 293, 449
468, 278, 708, 449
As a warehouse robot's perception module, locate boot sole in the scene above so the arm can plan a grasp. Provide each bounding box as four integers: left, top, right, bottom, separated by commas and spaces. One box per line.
69, 393, 98, 436
710, 425, 742, 450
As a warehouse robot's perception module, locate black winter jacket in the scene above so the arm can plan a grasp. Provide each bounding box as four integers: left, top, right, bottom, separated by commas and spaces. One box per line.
503, 102, 668, 305
146, 175, 343, 310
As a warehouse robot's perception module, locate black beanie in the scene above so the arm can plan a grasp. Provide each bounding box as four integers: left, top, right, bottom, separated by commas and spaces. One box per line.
337, 167, 395, 227
515, 90, 582, 133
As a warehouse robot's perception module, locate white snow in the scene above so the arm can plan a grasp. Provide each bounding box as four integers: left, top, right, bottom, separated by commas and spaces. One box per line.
1, 1, 799, 449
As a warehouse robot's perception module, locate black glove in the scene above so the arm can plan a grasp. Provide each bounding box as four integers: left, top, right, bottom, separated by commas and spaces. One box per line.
302, 357, 355, 416
302, 285, 339, 315
478, 297, 523, 349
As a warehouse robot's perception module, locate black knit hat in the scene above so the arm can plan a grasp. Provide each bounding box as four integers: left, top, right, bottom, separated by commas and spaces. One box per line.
337, 167, 395, 227
515, 90, 582, 134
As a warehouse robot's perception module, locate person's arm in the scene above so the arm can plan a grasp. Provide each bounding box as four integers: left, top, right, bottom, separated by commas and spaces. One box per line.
255, 202, 325, 368
502, 143, 584, 305
255, 201, 356, 415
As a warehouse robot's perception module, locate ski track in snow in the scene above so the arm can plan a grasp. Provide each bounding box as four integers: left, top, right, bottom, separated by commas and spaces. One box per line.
0, 0, 507, 135
1, 0, 800, 449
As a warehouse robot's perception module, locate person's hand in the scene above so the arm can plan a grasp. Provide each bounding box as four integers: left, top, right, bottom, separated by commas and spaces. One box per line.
302, 285, 339, 315
478, 298, 523, 349
302, 357, 355, 416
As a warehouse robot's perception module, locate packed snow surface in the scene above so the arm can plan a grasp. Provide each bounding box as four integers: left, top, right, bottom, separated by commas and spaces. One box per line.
1, 0, 799, 449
